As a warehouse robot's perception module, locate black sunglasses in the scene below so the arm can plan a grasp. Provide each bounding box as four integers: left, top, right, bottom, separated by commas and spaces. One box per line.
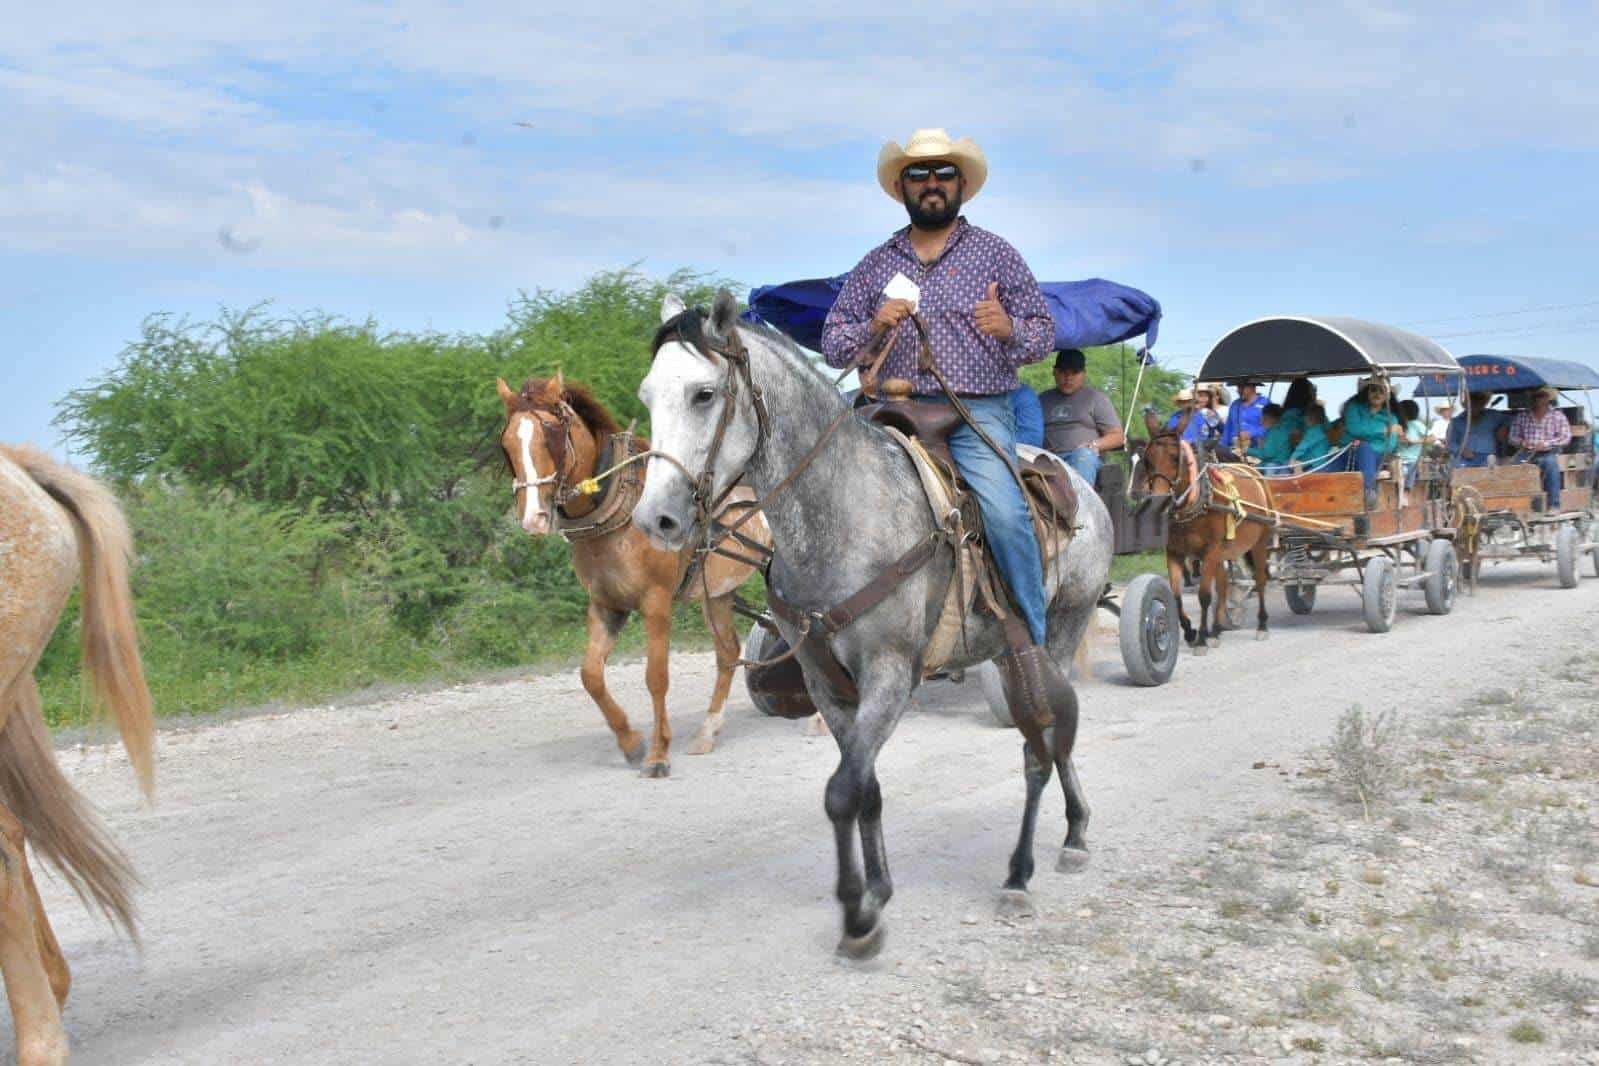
903, 163, 959, 184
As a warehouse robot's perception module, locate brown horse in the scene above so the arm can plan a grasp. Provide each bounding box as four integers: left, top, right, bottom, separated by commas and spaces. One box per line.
0, 445, 155, 1066
497, 374, 780, 778
1134, 411, 1275, 653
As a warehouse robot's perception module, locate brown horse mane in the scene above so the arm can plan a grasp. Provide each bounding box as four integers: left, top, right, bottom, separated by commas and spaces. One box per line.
514, 377, 622, 438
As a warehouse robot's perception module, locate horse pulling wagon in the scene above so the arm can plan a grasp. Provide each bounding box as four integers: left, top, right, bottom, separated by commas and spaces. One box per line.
1413, 355, 1599, 590
1190, 316, 1467, 634
732, 276, 1180, 719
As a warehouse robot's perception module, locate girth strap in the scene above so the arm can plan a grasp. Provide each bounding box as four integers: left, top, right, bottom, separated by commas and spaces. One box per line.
766, 529, 947, 703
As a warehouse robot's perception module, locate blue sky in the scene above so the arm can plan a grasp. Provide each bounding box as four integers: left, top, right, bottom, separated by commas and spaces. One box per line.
5, 3, 1598, 453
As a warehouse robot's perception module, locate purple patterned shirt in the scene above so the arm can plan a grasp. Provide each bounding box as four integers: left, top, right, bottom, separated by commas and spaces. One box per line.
820, 218, 1055, 396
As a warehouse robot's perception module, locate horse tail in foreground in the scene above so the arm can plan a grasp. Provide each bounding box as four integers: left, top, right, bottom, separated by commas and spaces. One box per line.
0, 444, 154, 939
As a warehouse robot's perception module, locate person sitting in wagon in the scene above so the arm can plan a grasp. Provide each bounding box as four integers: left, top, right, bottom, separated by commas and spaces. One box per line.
1221, 379, 1267, 451
1342, 378, 1402, 506
1445, 392, 1508, 468
1508, 385, 1573, 509
1038, 348, 1123, 485
1244, 403, 1293, 474
1396, 400, 1429, 485
1166, 385, 1216, 447
1289, 404, 1332, 471
1277, 378, 1318, 445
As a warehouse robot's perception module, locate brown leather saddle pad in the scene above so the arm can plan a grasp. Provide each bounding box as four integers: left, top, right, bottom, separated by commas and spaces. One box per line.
857, 396, 1079, 533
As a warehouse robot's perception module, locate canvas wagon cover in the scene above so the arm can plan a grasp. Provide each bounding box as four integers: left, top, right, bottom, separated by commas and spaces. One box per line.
1199, 316, 1459, 382
1412, 354, 1599, 396
745, 276, 1162, 353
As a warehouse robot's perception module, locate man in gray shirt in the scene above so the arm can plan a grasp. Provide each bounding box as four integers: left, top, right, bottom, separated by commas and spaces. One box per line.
1036, 349, 1124, 485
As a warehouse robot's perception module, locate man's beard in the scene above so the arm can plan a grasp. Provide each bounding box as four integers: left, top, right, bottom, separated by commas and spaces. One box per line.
903, 185, 963, 229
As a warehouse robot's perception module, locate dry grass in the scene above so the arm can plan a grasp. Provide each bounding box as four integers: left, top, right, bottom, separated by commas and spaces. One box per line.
1330, 705, 1403, 815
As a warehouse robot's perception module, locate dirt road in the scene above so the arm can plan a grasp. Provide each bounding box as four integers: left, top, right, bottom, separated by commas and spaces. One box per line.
36, 561, 1599, 1064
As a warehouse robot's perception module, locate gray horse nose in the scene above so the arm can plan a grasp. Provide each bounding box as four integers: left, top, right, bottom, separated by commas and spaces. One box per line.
654, 512, 679, 536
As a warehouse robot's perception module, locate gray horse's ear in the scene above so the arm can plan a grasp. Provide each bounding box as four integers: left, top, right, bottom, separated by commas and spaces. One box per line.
709, 289, 740, 338
660, 294, 686, 323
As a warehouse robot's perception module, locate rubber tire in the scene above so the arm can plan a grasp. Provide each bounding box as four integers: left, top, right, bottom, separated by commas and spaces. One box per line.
1555, 525, 1579, 589
1361, 555, 1398, 633
742, 624, 785, 717
1120, 573, 1180, 687
1422, 539, 1458, 615
976, 661, 1013, 727
1285, 584, 1316, 615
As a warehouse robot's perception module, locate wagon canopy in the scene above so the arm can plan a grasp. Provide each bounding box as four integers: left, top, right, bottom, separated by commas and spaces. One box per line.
1198, 316, 1459, 382
1412, 354, 1599, 396
745, 276, 1162, 353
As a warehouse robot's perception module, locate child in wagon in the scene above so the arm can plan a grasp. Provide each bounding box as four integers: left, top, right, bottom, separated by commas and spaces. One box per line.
1245, 403, 1294, 474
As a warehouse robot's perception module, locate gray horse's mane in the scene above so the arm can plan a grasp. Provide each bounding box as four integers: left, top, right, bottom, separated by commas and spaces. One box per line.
653, 307, 844, 397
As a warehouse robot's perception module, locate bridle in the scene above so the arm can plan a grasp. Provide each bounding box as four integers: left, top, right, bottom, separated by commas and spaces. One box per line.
1140, 430, 1207, 522
649, 311, 775, 532
506, 406, 581, 516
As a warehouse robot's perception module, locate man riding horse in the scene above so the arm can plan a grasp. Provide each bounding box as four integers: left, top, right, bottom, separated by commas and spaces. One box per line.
820, 127, 1057, 649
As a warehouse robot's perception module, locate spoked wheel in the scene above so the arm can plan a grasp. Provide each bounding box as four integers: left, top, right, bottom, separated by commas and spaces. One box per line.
1361, 555, 1398, 633
1285, 583, 1317, 615
976, 661, 1013, 727
1555, 525, 1580, 589
1423, 538, 1459, 615
1120, 573, 1180, 687
1221, 560, 1249, 630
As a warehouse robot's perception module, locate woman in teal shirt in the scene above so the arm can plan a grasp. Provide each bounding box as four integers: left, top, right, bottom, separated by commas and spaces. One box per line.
1342, 380, 1402, 501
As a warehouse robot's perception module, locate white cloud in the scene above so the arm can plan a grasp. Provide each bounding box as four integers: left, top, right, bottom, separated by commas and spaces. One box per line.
0, 2, 1595, 280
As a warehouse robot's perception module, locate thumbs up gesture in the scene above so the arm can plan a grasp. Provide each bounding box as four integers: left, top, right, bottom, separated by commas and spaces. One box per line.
974, 281, 1013, 341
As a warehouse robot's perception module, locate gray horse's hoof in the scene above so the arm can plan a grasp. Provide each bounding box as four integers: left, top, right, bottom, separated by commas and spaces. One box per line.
836, 921, 886, 960
623, 738, 647, 766
996, 889, 1036, 919
641, 760, 670, 779
1254, 629, 1270, 641
1057, 846, 1092, 873
1192, 644, 1209, 657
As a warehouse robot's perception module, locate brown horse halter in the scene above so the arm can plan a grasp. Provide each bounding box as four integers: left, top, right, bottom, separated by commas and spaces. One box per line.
506, 405, 582, 519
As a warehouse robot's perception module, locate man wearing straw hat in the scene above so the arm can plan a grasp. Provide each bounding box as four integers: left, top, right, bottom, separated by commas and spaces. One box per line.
821, 128, 1056, 647
1508, 385, 1572, 509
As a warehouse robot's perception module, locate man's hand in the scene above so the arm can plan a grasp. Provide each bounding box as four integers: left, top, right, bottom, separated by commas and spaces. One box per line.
872, 298, 915, 334
975, 282, 1012, 340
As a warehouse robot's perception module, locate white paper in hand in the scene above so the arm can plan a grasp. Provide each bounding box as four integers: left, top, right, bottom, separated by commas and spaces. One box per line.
883, 272, 920, 309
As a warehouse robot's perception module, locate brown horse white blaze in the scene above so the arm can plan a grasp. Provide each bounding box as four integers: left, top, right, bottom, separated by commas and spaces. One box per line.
0, 445, 156, 1066
1136, 410, 1275, 653
496, 374, 780, 778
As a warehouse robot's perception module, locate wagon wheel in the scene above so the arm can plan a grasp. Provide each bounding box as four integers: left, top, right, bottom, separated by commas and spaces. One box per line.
1221, 559, 1249, 630
1450, 486, 1485, 595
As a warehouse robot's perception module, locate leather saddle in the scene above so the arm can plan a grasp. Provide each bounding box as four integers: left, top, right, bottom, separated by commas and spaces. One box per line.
857, 379, 1079, 533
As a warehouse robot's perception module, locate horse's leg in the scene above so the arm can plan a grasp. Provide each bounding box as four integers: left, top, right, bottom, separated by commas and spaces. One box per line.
579, 603, 645, 766
1167, 550, 1196, 646
1197, 548, 1223, 650
827, 660, 912, 960
1214, 554, 1232, 632
0, 803, 68, 1066
1250, 537, 1272, 641
687, 594, 738, 756
639, 590, 674, 779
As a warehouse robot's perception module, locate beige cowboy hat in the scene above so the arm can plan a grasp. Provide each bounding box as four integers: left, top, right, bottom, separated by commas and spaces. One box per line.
1174, 388, 1195, 403
877, 128, 989, 202
1533, 385, 1559, 400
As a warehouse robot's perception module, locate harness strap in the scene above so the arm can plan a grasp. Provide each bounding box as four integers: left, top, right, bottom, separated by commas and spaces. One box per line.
765, 530, 947, 703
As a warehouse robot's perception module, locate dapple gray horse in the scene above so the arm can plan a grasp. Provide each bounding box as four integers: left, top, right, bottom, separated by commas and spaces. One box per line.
633, 291, 1112, 958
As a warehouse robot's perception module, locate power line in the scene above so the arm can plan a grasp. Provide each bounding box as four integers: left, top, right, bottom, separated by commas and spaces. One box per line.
1403, 299, 1599, 329
1431, 316, 1599, 340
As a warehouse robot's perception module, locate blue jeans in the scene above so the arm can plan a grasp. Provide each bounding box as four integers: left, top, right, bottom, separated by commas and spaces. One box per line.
1519, 450, 1562, 509
1351, 440, 1383, 492
927, 394, 1049, 646
1061, 445, 1102, 487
